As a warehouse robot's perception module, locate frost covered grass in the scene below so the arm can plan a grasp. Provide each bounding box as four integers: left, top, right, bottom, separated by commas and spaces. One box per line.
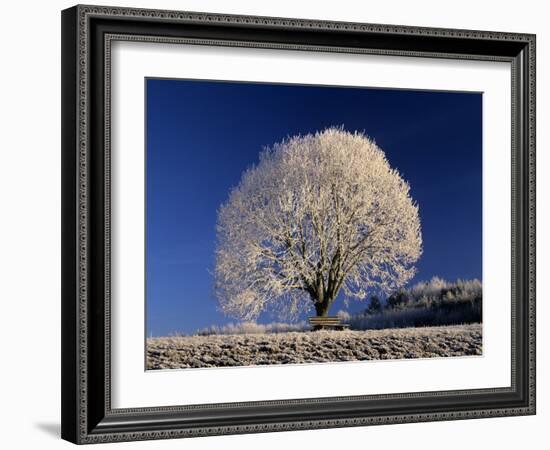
147, 323, 482, 369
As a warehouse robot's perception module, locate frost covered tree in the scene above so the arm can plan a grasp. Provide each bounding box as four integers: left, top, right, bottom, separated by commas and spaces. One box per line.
215, 127, 422, 320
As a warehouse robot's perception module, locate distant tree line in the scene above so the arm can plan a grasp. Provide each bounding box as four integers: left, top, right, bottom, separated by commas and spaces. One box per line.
338, 277, 482, 330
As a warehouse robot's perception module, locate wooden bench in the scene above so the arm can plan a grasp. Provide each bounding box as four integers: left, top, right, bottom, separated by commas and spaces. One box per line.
308, 316, 350, 331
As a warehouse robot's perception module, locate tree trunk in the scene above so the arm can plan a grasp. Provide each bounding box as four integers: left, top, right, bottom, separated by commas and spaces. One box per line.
314, 299, 332, 317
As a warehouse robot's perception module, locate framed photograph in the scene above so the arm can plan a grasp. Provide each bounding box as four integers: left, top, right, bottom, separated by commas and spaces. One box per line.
61, 4, 536, 444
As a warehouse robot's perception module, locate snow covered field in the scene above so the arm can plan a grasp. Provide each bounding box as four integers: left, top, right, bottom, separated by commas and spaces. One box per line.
147, 323, 482, 370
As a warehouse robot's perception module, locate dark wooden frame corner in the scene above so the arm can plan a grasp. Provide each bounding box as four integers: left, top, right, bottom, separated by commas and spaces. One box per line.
61, 4, 536, 444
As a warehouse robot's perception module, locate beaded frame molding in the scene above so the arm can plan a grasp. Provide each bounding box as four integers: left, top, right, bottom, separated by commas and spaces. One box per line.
61, 4, 536, 444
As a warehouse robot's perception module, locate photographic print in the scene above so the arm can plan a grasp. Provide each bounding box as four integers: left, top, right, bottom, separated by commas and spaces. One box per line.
145, 79, 482, 370
61, 8, 535, 442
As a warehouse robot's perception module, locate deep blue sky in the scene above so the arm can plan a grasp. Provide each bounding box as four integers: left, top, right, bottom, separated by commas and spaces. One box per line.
146, 78, 482, 336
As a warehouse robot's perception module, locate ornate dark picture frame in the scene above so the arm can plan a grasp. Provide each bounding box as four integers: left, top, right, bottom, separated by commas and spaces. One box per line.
61, 4, 536, 444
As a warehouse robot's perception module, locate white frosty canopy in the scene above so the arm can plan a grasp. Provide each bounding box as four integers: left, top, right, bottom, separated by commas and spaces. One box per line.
214, 127, 422, 320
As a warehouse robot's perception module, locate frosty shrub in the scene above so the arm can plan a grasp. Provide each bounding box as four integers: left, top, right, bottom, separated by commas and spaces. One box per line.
195, 321, 309, 336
